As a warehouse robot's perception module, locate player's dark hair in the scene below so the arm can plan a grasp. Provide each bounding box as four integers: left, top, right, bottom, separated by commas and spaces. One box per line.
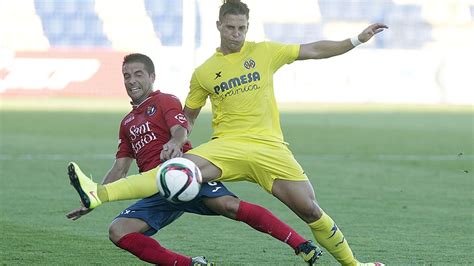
123, 53, 155, 75
219, 0, 249, 21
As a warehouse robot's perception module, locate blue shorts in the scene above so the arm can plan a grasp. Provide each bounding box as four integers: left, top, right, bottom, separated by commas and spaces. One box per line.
115, 181, 236, 236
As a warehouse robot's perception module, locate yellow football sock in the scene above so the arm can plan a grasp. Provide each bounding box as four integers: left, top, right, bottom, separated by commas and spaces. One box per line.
308, 212, 357, 266
97, 184, 109, 202
102, 167, 160, 202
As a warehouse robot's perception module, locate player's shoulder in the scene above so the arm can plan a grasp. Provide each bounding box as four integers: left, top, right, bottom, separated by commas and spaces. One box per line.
152, 90, 182, 106
255, 40, 290, 50
150, 90, 179, 100
120, 110, 135, 127
249, 41, 279, 53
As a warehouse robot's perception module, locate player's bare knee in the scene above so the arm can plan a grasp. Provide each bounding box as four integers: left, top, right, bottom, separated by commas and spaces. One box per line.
296, 203, 323, 223
108, 218, 146, 244
108, 223, 124, 244
222, 196, 240, 218
203, 196, 240, 219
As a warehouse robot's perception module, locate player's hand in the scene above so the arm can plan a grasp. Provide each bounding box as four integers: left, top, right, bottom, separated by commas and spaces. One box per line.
160, 141, 183, 162
66, 206, 93, 221
358, 23, 388, 43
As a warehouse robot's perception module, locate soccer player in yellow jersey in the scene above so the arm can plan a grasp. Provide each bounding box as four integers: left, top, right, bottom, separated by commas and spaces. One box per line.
71, 1, 388, 265
182, 2, 387, 265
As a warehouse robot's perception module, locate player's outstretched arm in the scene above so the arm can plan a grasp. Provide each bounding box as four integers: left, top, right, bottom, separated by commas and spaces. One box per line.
66, 206, 93, 220
357, 23, 388, 43
161, 125, 188, 161
101, 157, 133, 184
183, 106, 202, 135
297, 23, 388, 60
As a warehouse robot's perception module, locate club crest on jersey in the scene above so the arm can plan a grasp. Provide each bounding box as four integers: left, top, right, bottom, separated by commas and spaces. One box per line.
146, 105, 157, 116
243, 58, 256, 69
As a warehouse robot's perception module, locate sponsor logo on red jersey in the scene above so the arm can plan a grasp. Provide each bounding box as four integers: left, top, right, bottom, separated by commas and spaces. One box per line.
129, 121, 157, 153
124, 115, 135, 125
175, 113, 187, 123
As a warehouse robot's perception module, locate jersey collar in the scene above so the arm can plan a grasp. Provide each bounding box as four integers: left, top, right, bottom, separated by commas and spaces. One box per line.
131, 90, 160, 109
215, 41, 249, 57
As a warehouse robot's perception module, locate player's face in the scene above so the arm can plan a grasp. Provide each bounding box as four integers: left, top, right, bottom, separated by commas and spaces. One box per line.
122, 62, 155, 105
217, 14, 248, 55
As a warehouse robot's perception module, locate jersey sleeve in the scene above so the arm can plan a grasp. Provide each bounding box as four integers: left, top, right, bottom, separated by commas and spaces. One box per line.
265, 42, 300, 72
185, 71, 209, 109
160, 94, 190, 130
116, 123, 135, 159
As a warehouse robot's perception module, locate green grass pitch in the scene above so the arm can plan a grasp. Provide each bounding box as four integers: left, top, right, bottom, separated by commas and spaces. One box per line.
0, 102, 472, 265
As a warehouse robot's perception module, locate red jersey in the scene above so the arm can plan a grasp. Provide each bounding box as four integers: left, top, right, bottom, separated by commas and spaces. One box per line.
116, 90, 192, 172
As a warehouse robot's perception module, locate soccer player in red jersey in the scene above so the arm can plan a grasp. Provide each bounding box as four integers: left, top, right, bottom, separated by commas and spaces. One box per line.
66, 53, 322, 266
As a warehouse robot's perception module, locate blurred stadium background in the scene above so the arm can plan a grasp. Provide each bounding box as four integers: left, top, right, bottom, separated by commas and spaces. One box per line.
0, 0, 473, 105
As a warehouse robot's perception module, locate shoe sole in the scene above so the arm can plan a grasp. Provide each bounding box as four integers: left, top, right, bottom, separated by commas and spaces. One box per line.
68, 163, 91, 208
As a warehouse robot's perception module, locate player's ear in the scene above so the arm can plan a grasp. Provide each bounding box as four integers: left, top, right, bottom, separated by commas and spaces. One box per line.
150, 72, 156, 83
216, 20, 221, 30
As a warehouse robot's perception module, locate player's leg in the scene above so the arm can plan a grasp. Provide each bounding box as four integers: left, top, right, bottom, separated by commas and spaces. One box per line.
68, 154, 223, 208
185, 140, 311, 250
198, 182, 322, 264
184, 154, 222, 182
102, 156, 221, 203
183, 138, 250, 184
67, 140, 229, 208
110, 217, 198, 266
273, 182, 384, 266
250, 141, 365, 266
272, 179, 358, 265
103, 166, 159, 201
112, 196, 214, 266
68, 162, 160, 208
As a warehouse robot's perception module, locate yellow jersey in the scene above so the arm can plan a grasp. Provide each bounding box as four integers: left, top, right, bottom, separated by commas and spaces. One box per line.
185, 41, 300, 143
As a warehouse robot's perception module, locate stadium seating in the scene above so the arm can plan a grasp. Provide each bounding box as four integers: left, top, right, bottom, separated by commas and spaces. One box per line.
34, 0, 110, 47
1, 0, 473, 51
145, 0, 183, 46
1, 0, 472, 105
318, 0, 394, 21
264, 23, 324, 44
381, 3, 432, 48
94, 0, 161, 51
